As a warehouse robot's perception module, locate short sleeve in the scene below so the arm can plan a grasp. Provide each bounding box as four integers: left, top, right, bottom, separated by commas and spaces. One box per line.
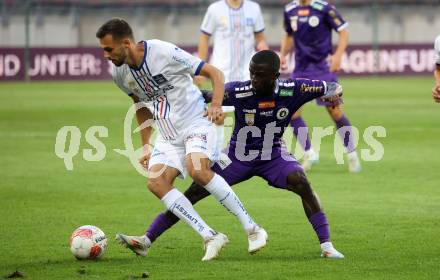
435, 36, 440, 65
161, 41, 205, 76
200, 4, 216, 35
325, 5, 348, 32
254, 5, 265, 33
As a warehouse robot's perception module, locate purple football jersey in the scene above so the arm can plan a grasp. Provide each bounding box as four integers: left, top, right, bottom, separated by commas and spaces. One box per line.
224, 78, 327, 158
283, 0, 347, 73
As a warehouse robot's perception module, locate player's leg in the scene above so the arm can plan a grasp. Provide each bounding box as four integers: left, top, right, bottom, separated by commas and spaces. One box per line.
256, 148, 343, 259
290, 109, 319, 171
187, 153, 267, 254
146, 148, 257, 250
325, 104, 361, 173
117, 140, 226, 261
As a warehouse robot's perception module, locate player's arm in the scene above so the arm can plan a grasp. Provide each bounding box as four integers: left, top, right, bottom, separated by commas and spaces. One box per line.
255, 31, 269, 51
330, 28, 348, 72
280, 33, 293, 71
199, 63, 225, 123
293, 79, 343, 106
433, 64, 440, 103
130, 95, 154, 168
194, 33, 211, 87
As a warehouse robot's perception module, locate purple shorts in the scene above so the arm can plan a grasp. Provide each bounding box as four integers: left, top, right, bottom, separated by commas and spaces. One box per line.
212, 145, 303, 189
291, 71, 343, 107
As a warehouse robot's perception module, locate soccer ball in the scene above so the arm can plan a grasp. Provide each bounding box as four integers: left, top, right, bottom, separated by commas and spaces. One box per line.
69, 225, 107, 260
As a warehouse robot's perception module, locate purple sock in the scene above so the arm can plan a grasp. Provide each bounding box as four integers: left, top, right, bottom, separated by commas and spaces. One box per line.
290, 117, 312, 151
145, 212, 179, 243
335, 114, 356, 153
308, 211, 330, 244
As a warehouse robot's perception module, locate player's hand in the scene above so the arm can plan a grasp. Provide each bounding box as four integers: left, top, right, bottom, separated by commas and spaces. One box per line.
432, 84, 440, 103
139, 147, 152, 170
329, 54, 342, 72
204, 105, 223, 124
321, 82, 343, 102
193, 76, 207, 87
280, 55, 289, 71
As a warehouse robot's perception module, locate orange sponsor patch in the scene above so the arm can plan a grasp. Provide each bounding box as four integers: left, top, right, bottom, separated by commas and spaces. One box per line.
298, 9, 310, 16
258, 101, 275, 109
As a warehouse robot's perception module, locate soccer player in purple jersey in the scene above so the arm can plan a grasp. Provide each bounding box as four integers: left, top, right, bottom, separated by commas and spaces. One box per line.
127, 50, 344, 259
280, 0, 361, 172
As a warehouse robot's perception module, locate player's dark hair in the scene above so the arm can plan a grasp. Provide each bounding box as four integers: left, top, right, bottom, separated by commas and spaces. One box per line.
96, 18, 134, 41
251, 50, 280, 72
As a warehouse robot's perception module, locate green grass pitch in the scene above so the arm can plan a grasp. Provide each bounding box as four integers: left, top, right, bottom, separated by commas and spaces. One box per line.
0, 77, 439, 279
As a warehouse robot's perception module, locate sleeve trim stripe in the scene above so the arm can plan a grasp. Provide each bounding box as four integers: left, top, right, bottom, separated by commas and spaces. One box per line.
254, 28, 265, 34
195, 61, 205, 76
337, 22, 348, 32
200, 29, 212, 36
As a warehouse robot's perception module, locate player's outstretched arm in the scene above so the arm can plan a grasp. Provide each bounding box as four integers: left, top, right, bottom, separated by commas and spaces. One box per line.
293, 79, 342, 106
131, 95, 154, 169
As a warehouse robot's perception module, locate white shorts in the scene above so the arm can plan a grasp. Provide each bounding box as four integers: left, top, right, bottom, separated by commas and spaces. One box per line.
148, 118, 223, 178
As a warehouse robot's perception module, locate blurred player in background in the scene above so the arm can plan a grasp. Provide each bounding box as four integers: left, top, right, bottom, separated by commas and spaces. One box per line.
432, 35, 440, 103
96, 18, 267, 261
138, 50, 345, 259
197, 0, 269, 84
280, 0, 361, 172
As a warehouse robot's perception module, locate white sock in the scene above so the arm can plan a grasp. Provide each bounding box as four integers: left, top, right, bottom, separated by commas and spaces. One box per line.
161, 188, 216, 240
347, 151, 358, 160
204, 174, 257, 233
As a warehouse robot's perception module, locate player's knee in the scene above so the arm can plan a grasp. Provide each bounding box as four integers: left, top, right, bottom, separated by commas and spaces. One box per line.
286, 171, 313, 197
187, 167, 211, 186
147, 177, 168, 194
327, 106, 343, 120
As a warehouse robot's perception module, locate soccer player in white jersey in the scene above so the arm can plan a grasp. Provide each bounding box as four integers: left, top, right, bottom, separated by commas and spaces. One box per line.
96, 18, 267, 261
432, 35, 440, 103
198, 0, 269, 83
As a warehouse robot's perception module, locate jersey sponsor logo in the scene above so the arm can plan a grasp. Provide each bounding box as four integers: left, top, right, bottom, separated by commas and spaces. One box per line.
260, 110, 273, 117
300, 84, 323, 94
279, 89, 293, 97
152, 74, 168, 85
245, 113, 255, 126
276, 108, 289, 120
236, 91, 253, 98
258, 101, 275, 109
308, 16, 320, 27
299, 17, 308, 23
172, 55, 194, 70
298, 9, 310, 16
243, 109, 256, 113
290, 16, 298, 32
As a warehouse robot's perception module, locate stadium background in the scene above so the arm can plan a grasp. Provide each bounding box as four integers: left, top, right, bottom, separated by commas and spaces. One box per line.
0, 1, 439, 279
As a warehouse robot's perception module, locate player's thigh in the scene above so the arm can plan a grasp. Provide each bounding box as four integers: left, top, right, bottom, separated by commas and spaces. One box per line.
149, 137, 187, 179
256, 151, 304, 189
211, 152, 254, 186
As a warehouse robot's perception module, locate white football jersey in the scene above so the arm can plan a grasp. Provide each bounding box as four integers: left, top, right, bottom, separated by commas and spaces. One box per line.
112, 39, 206, 141
435, 35, 440, 65
200, 0, 265, 82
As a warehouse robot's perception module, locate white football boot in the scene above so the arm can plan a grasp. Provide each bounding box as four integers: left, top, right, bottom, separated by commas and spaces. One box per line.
320, 242, 345, 259
302, 149, 319, 172
202, 233, 229, 261
115, 233, 151, 257
347, 151, 362, 173
247, 226, 268, 254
